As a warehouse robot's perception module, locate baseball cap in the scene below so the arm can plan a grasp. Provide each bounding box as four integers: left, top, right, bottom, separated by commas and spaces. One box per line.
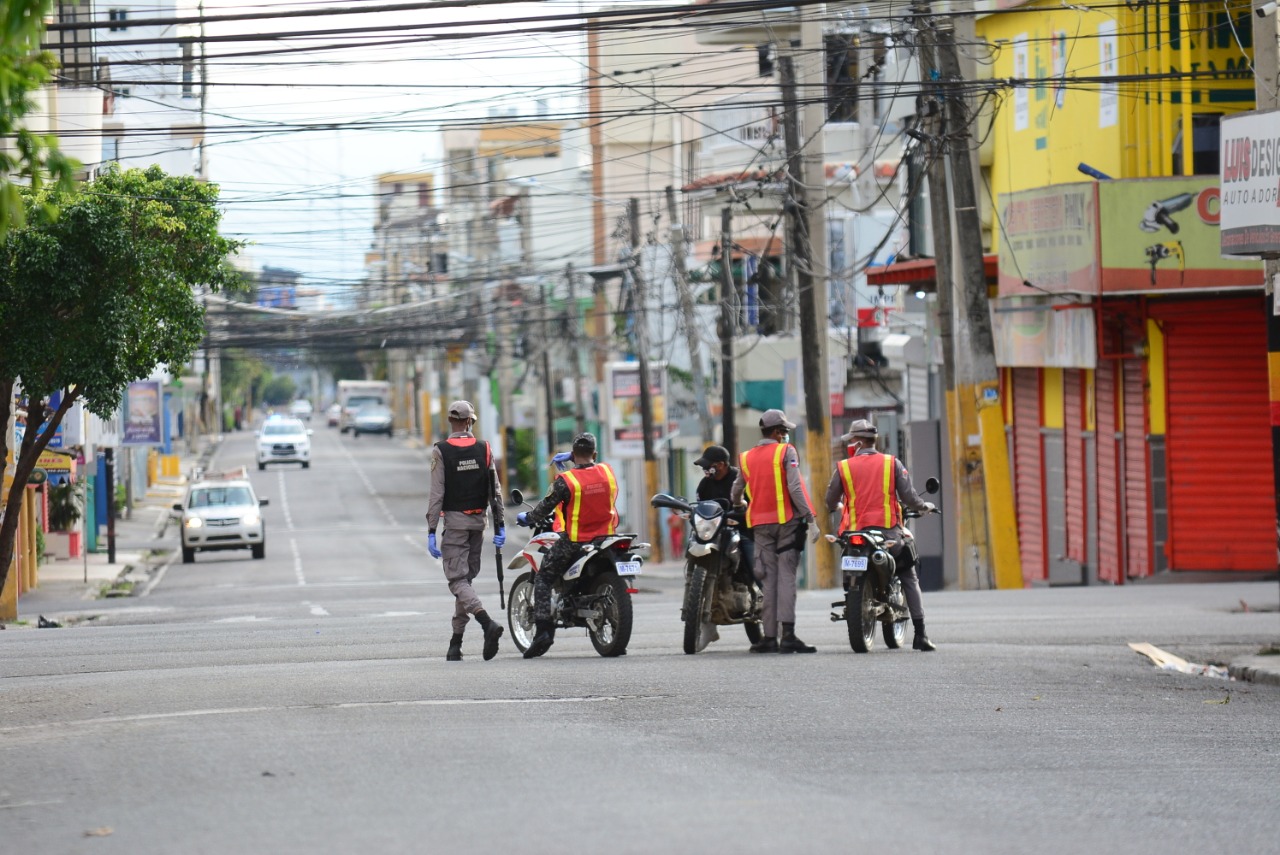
759, 409, 796, 430
572, 432, 598, 453
447, 400, 477, 421
693, 445, 730, 468
841, 419, 878, 442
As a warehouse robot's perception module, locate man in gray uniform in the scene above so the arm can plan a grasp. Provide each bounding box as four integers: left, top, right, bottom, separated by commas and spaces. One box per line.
426, 400, 506, 661
730, 409, 818, 654
824, 419, 937, 651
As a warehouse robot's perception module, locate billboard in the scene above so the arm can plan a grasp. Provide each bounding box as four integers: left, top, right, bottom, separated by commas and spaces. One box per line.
1220, 109, 1280, 257
997, 182, 1099, 297
1098, 176, 1261, 292
122, 380, 163, 446
605, 361, 669, 459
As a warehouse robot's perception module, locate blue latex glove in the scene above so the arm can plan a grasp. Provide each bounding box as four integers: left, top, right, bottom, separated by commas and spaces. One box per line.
427, 532, 441, 559
517, 512, 530, 527
493, 527, 506, 548
551, 451, 573, 472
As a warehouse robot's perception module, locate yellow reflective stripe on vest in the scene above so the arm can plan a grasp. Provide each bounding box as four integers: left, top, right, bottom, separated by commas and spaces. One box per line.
882, 455, 894, 524
771, 444, 787, 524
740, 451, 753, 527
839, 458, 857, 530
562, 470, 583, 541
601, 463, 618, 534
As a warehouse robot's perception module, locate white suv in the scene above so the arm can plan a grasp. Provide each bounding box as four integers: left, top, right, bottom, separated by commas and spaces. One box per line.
175, 478, 267, 563
257, 417, 312, 470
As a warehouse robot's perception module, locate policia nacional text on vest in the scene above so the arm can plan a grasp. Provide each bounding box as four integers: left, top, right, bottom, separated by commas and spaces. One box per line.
436, 438, 492, 514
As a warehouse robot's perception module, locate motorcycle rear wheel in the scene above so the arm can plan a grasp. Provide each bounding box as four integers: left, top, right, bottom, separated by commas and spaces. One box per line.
588, 571, 632, 657
506, 572, 536, 653
882, 575, 908, 649
846, 575, 876, 653
682, 565, 709, 654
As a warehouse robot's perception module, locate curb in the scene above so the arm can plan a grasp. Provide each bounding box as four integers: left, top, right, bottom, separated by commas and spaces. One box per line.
1227, 658, 1280, 687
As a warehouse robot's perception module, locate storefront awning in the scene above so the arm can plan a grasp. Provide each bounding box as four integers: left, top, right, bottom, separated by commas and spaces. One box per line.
866, 254, 998, 290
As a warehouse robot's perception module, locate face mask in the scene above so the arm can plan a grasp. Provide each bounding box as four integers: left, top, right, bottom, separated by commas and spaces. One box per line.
780, 432, 790, 444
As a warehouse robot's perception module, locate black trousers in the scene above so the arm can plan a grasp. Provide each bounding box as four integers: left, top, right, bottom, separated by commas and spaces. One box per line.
533, 537, 585, 622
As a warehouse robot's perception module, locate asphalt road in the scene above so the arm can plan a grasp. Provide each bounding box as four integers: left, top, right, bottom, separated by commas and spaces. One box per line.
2, 426, 1278, 854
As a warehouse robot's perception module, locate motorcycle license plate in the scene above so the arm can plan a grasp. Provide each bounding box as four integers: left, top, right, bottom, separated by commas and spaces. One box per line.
616, 561, 642, 576
842, 556, 868, 572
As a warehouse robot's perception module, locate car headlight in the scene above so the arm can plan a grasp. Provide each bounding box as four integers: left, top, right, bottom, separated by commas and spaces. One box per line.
693, 515, 721, 541
242, 512, 261, 526
184, 517, 203, 529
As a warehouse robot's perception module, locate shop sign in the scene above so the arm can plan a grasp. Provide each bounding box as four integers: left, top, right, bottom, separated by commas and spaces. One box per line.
997, 183, 1099, 297
605, 362, 669, 459
1220, 109, 1280, 257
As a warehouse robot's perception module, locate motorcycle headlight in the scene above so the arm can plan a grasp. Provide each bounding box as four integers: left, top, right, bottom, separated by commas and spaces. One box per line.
693, 515, 720, 541
184, 517, 203, 529
242, 512, 261, 526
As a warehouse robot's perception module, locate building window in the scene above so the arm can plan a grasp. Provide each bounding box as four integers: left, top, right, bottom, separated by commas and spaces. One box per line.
417, 182, 430, 207
182, 43, 195, 98
108, 9, 128, 31
112, 86, 131, 99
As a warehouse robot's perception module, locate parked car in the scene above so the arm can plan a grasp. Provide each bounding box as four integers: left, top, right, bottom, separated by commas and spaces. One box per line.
352, 404, 394, 437
341, 394, 385, 433
326, 403, 342, 427
174, 474, 268, 563
257, 417, 312, 469
289, 399, 314, 421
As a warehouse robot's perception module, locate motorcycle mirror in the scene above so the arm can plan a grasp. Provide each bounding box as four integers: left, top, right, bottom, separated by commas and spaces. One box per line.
510, 488, 524, 505
924, 477, 940, 495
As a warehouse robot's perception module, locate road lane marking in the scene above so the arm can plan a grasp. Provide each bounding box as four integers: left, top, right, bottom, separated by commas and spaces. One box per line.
277, 470, 295, 531
139, 552, 177, 598
0, 696, 658, 733
369, 611, 426, 617
403, 533, 439, 566
334, 440, 398, 526
290, 538, 306, 586
304, 601, 330, 617
213, 616, 273, 623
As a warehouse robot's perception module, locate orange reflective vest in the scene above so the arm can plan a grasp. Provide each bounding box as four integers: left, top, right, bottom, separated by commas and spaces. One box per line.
837, 453, 902, 532
559, 463, 619, 542
740, 443, 811, 527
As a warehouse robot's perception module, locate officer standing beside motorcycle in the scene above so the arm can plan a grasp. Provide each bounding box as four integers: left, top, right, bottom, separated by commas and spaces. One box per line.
824, 419, 937, 651
518, 432, 620, 659
426, 400, 506, 662
730, 409, 818, 654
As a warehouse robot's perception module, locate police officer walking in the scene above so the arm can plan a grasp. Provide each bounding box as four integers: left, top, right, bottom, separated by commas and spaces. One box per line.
426, 401, 506, 662
730, 409, 818, 654
517, 432, 620, 659
824, 419, 937, 651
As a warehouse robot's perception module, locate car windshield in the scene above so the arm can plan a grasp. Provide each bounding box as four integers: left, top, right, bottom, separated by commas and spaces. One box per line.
347, 396, 382, 410
359, 406, 390, 417
188, 486, 254, 508
263, 421, 305, 436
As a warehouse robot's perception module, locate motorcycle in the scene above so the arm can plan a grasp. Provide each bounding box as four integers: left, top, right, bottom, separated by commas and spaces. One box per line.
506, 488, 647, 658
827, 477, 940, 653
650, 493, 764, 654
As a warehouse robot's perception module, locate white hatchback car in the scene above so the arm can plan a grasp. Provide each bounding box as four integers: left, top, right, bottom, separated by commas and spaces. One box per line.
258, 417, 312, 470
175, 478, 267, 563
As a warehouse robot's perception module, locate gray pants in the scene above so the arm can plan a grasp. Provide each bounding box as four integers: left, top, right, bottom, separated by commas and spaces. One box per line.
442, 528, 485, 634
889, 537, 925, 621
752, 518, 805, 637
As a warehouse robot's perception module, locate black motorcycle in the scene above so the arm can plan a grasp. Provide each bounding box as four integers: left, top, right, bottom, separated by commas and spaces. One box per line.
506, 489, 647, 658
828, 477, 940, 653
650, 493, 764, 654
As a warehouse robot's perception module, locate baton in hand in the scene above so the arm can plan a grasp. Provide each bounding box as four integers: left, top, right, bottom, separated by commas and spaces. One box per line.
495, 546, 506, 610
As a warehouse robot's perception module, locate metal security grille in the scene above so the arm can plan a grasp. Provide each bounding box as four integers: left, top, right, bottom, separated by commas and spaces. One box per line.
1013, 368, 1045, 583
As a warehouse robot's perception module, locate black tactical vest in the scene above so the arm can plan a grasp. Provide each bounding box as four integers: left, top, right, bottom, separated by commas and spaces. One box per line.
436, 438, 490, 513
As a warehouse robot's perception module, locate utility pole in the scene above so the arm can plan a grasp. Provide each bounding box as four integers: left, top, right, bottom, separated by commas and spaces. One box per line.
540, 281, 556, 456
915, 6, 1020, 589
718, 207, 737, 456
566, 263, 588, 435
628, 198, 663, 563
779, 54, 835, 588
666, 186, 713, 444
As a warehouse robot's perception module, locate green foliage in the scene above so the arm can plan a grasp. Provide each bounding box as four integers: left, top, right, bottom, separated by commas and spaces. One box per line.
34, 527, 45, 564
0, 165, 241, 418
220, 349, 267, 406
46, 480, 83, 531
1, 0, 78, 235
260, 374, 297, 406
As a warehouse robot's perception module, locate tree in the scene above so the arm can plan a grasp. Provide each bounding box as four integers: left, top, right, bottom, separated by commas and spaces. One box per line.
0, 165, 240, 591
1, 0, 77, 235
260, 375, 296, 407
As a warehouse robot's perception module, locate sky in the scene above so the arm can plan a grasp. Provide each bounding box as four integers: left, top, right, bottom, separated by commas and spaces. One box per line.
196, 0, 595, 299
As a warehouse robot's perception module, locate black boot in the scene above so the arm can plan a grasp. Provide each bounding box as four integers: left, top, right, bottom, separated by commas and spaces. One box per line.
446, 632, 464, 661
524, 619, 555, 659
749, 636, 779, 653
912, 619, 936, 651
779, 622, 816, 654
475, 610, 504, 661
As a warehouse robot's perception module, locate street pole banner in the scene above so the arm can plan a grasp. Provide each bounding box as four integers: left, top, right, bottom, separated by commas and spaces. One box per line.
605, 361, 668, 459
122, 380, 163, 446
1221, 109, 1280, 257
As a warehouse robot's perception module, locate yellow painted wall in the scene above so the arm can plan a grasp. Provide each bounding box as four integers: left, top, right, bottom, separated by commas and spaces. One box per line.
982, 0, 1256, 251
1042, 367, 1064, 429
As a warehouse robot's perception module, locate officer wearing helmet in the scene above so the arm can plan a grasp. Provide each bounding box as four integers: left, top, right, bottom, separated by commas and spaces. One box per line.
426, 400, 506, 662
517, 432, 621, 658
825, 418, 937, 651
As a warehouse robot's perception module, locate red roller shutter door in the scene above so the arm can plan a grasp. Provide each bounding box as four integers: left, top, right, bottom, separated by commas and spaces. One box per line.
1064, 369, 1087, 564
1122, 358, 1152, 578
1095, 361, 1123, 583
1152, 297, 1275, 571
1013, 368, 1046, 583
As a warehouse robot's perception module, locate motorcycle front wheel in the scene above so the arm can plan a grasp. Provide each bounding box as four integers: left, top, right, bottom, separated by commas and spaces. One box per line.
506, 572, 536, 653
882, 575, 908, 649
682, 564, 709, 655
588, 571, 632, 657
846, 575, 876, 653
